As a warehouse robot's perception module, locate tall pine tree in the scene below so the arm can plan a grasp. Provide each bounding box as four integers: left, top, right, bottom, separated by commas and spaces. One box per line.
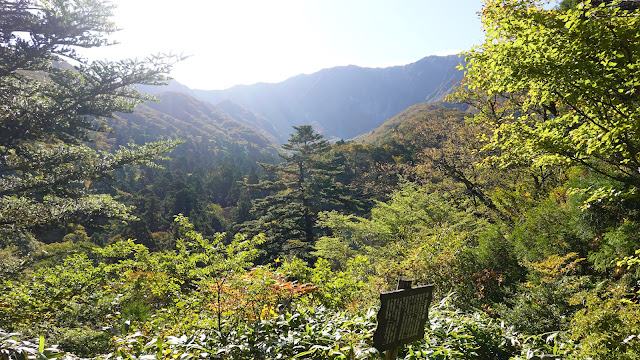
241, 125, 356, 260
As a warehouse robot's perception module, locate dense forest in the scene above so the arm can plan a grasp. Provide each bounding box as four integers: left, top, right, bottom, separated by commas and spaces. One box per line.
2, 0, 640, 359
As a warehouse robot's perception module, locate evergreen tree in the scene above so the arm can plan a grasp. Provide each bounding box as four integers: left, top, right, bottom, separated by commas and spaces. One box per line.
0, 0, 181, 250
241, 125, 356, 260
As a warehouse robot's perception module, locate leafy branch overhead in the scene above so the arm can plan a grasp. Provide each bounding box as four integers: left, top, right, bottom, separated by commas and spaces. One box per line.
450, 0, 640, 205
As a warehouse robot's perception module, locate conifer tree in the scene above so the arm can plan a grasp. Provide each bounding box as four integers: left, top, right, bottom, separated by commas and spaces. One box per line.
0, 0, 181, 250
241, 125, 356, 260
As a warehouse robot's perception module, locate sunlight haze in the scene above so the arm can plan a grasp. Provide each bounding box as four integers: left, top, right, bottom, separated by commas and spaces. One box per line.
83, 0, 484, 90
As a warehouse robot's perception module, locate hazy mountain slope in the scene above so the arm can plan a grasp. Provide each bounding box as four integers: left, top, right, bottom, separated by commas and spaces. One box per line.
104, 91, 280, 171
216, 99, 279, 143
194, 55, 464, 141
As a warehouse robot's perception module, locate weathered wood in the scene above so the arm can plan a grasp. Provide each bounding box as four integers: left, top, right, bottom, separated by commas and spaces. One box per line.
385, 347, 399, 360
373, 283, 434, 353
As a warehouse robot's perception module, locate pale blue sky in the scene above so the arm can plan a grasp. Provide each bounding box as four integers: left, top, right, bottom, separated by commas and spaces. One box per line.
85, 1, 487, 90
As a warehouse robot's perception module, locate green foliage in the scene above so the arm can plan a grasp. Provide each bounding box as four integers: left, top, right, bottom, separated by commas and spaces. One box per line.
568, 283, 640, 359
590, 220, 640, 276
452, 0, 640, 204
172, 214, 265, 330
557, 0, 582, 11
47, 295, 558, 360
509, 198, 591, 262
472, 225, 523, 303
496, 253, 591, 334
54, 327, 112, 358
108, 92, 281, 171
406, 295, 519, 360
0, 0, 182, 250
328, 142, 396, 201
102, 307, 379, 360
0, 215, 267, 353
242, 125, 358, 260
617, 248, 640, 278
318, 183, 486, 302
312, 236, 357, 269
111, 161, 252, 250
0, 330, 67, 360
6, 296, 542, 360
5, 1, 640, 357
279, 256, 379, 310
320, 183, 482, 249
173, 214, 263, 282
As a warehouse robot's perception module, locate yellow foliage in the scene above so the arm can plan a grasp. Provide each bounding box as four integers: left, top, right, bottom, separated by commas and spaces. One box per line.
523, 252, 584, 285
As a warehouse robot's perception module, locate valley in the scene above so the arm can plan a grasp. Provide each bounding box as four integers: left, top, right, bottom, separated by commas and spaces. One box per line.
2, 1, 640, 359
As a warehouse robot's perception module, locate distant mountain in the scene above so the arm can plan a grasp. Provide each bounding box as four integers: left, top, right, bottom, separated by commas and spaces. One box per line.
193, 55, 464, 141
215, 100, 279, 144
136, 80, 196, 97
105, 91, 281, 172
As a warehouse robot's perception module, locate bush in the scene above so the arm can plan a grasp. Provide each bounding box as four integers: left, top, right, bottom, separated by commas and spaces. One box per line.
470, 225, 524, 306
509, 199, 590, 263
105, 296, 537, 360
496, 253, 590, 334
404, 295, 519, 360
55, 327, 112, 358
568, 284, 640, 360
590, 221, 640, 277
108, 307, 380, 360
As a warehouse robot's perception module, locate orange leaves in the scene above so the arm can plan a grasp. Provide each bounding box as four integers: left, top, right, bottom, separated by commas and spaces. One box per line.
473, 269, 506, 300
203, 268, 317, 321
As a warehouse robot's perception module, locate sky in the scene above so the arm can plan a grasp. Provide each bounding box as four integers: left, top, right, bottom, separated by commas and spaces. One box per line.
83, 1, 486, 90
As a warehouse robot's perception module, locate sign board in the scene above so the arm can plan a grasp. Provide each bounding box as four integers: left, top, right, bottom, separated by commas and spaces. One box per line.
373, 285, 434, 352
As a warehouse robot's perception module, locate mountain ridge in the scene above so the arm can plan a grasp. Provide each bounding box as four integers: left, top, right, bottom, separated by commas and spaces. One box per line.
134, 55, 465, 143
190, 54, 464, 141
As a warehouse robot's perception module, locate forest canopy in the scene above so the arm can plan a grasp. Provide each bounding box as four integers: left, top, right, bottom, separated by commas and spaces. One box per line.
2, 0, 640, 359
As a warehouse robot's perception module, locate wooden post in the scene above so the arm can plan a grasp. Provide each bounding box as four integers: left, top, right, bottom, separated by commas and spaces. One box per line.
397, 278, 413, 290
385, 347, 399, 360
385, 278, 413, 359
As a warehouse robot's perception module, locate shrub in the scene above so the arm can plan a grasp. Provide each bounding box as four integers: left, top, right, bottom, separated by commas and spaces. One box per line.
568, 284, 640, 360
496, 253, 590, 334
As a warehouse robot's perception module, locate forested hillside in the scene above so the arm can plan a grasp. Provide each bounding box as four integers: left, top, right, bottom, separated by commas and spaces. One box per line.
90, 91, 282, 248
108, 91, 280, 170
2, 0, 640, 359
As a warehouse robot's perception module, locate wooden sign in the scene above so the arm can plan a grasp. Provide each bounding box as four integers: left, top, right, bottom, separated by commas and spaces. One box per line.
373, 284, 434, 353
